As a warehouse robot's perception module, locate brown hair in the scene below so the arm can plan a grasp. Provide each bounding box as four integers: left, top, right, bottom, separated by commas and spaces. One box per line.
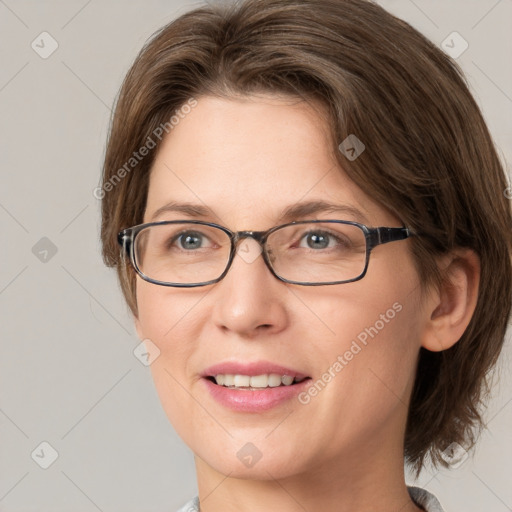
100, 0, 512, 472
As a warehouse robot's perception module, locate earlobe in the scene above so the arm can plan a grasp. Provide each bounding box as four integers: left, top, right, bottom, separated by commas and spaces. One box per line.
421, 249, 480, 352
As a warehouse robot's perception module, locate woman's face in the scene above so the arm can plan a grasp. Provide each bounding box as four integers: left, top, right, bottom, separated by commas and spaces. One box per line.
135, 94, 426, 479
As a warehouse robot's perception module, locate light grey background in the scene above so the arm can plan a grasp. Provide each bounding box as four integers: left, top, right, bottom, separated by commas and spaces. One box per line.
0, 1, 511, 511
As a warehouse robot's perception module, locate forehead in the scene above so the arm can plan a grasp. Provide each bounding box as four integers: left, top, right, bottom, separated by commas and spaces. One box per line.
144, 95, 393, 228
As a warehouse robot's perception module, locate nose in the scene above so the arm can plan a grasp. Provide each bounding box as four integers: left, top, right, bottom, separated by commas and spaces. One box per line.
210, 236, 289, 338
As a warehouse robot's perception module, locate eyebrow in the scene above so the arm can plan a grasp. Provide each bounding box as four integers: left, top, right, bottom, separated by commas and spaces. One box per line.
150, 200, 370, 225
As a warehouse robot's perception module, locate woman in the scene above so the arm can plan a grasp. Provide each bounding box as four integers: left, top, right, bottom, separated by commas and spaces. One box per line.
99, 0, 512, 510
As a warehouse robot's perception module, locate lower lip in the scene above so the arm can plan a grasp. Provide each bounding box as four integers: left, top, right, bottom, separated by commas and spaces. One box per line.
202, 377, 312, 412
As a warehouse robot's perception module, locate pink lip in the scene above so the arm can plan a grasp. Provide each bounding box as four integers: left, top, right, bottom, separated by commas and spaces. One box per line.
201, 360, 311, 413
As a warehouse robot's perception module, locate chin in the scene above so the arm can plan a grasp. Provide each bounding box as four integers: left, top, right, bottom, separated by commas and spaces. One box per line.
193, 436, 311, 481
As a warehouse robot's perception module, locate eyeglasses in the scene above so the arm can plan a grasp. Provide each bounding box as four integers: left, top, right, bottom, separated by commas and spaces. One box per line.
117, 220, 413, 287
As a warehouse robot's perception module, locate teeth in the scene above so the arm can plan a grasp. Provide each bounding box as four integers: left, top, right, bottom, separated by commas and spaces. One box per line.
250, 375, 268, 388
213, 373, 301, 389
268, 374, 282, 387
281, 375, 294, 386
233, 375, 250, 387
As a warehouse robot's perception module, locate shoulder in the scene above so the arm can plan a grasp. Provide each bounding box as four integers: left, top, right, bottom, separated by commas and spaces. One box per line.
408, 486, 445, 512
175, 496, 199, 512
177, 490, 443, 512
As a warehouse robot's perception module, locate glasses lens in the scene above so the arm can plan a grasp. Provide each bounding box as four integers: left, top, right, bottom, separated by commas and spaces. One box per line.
267, 222, 367, 283
134, 223, 231, 285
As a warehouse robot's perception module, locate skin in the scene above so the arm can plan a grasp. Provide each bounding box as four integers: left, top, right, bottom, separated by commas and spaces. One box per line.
134, 94, 480, 512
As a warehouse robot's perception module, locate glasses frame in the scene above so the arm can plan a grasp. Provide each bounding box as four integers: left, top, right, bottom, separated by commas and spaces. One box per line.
117, 219, 413, 287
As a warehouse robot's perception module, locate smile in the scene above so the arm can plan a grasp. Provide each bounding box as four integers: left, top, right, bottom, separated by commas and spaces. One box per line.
209, 373, 308, 389
201, 362, 312, 412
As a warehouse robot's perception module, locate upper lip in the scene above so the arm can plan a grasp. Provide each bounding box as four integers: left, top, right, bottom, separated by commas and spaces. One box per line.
201, 361, 310, 380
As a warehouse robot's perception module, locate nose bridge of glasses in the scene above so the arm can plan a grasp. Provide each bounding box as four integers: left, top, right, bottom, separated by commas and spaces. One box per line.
229, 231, 268, 266
232, 230, 267, 247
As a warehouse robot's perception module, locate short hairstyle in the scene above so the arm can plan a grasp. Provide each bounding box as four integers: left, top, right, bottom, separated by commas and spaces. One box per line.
100, 0, 512, 472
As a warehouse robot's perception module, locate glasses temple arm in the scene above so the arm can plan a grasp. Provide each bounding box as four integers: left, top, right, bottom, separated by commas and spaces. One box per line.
368, 227, 413, 249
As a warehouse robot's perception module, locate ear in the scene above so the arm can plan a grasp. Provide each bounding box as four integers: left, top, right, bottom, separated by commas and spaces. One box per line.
421, 249, 480, 352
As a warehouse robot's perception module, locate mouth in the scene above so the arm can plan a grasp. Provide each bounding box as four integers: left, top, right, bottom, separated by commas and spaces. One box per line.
200, 361, 312, 411
205, 373, 311, 390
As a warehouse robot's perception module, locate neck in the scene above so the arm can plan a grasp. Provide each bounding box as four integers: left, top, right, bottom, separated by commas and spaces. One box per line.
194, 432, 422, 512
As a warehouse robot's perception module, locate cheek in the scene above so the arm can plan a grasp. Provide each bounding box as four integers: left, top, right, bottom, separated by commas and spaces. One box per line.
135, 279, 207, 346
300, 259, 423, 437
291, 267, 418, 358
136, 280, 176, 340
287, 300, 419, 466
135, 280, 207, 429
